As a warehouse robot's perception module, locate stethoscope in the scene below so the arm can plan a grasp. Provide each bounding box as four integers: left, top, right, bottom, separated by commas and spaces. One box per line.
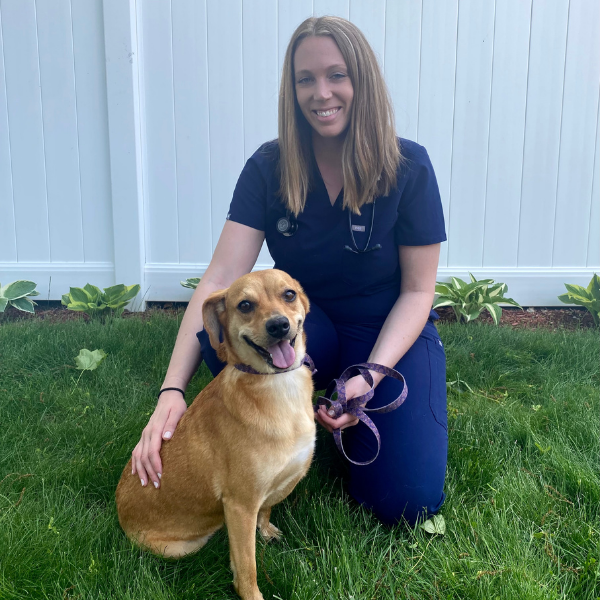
276, 212, 298, 236
276, 200, 382, 254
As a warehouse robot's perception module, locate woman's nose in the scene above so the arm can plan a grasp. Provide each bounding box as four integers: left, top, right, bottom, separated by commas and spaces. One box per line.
314, 78, 332, 100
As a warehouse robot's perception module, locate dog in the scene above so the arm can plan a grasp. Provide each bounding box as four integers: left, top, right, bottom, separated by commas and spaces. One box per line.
116, 269, 316, 600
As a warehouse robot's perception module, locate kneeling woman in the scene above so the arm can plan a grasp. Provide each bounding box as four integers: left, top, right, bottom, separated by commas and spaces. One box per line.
131, 15, 448, 526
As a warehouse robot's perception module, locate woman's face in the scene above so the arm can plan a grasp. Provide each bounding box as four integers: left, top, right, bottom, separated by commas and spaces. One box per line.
293, 35, 354, 140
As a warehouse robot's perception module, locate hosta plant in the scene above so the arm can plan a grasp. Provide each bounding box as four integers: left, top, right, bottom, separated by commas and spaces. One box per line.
433, 274, 521, 325
61, 283, 140, 319
558, 273, 600, 326
180, 277, 201, 290
0, 280, 40, 315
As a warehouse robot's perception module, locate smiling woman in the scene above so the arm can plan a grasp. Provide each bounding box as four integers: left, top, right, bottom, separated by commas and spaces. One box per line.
134, 16, 448, 539
278, 17, 400, 216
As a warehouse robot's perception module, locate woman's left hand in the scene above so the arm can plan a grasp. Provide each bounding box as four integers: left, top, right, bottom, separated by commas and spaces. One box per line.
315, 374, 372, 433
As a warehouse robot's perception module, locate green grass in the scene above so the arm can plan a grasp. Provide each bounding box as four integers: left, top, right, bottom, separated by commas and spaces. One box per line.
0, 312, 598, 599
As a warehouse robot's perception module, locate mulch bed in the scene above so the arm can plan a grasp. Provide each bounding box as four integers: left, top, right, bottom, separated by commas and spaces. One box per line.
0, 301, 596, 331
433, 305, 596, 331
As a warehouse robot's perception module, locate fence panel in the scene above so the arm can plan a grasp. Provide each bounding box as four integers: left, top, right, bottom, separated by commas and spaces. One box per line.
1, 0, 50, 263
553, 0, 600, 267
518, 0, 569, 267
171, 0, 213, 265
447, 0, 495, 268
482, 0, 531, 268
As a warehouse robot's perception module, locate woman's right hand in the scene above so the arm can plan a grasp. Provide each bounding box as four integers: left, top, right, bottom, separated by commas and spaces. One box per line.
131, 391, 187, 489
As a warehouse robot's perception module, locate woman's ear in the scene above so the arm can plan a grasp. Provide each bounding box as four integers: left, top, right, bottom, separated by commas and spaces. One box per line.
202, 290, 227, 352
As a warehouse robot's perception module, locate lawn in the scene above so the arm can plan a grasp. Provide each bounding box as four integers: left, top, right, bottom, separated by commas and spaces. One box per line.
0, 312, 598, 599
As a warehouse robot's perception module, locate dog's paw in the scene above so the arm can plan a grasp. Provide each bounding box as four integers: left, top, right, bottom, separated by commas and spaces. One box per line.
258, 521, 282, 542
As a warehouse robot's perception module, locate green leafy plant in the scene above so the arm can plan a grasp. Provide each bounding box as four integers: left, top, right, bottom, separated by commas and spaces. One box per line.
180, 277, 201, 290
0, 280, 40, 315
72, 348, 107, 392
420, 514, 446, 536
433, 274, 521, 325
558, 273, 600, 326
61, 284, 140, 319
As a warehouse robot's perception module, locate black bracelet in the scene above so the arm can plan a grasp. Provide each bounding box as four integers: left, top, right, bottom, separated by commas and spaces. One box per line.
158, 387, 185, 400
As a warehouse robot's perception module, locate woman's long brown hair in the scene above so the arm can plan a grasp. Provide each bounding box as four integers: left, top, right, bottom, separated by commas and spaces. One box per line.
278, 16, 401, 215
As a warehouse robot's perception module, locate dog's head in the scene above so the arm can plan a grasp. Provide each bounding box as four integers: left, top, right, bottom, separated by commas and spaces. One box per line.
202, 269, 310, 373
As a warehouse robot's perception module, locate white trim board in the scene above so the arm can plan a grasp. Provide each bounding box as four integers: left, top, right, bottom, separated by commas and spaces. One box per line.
145, 263, 598, 306
436, 267, 599, 307
143, 262, 276, 302
1, 262, 597, 307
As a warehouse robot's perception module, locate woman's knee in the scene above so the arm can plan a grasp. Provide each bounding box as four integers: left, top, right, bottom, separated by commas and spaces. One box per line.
368, 489, 446, 527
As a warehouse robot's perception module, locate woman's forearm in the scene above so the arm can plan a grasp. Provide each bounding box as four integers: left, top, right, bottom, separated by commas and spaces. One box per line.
366, 243, 440, 385
160, 277, 224, 392
367, 289, 434, 386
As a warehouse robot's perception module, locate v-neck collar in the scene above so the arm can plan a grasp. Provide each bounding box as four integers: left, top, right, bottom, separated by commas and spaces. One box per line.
310, 150, 344, 208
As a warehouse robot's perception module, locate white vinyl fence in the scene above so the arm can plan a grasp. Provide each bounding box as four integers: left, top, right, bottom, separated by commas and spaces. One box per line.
0, 0, 598, 307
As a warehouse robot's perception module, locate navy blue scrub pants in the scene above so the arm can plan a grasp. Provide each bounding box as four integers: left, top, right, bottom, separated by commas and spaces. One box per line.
198, 301, 448, 527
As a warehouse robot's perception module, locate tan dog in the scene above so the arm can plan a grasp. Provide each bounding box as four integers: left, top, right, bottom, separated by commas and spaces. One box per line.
116, 269, 316, 600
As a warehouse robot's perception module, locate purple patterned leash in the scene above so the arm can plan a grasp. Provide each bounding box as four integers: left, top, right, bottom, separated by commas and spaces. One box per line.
314, 363, 408, 466
234, 354, 317, 375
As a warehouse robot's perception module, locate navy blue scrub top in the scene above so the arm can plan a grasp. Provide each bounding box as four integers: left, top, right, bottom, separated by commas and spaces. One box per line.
227, 138, 446, 325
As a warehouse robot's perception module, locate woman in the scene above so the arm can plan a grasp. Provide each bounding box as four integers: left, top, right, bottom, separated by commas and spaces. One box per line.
132, 16, 448, 526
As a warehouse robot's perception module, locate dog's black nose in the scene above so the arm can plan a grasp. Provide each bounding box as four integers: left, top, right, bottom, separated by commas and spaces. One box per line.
265, 316, 290, 339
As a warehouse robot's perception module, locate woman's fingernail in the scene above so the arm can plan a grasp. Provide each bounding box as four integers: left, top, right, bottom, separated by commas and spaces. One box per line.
328, 410, 334, 417
141, 479, 145, 486
153, 481, 159, 489
132, 467, 135, 475
164, 431, 172, 439
157, 473, 161, 479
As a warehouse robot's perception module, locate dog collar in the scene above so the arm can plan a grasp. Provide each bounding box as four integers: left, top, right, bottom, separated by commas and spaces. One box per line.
233, 354, 316, 376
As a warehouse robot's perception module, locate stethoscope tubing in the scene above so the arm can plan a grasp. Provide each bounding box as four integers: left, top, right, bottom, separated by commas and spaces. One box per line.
346, 200, 378, 254
278, 200, 382, 254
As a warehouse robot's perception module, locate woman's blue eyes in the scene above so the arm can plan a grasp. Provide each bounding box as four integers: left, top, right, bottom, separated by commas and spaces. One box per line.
296, 73, 347, 85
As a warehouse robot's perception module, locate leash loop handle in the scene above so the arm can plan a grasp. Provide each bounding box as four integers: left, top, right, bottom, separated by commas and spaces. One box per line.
314, 362, 408, 466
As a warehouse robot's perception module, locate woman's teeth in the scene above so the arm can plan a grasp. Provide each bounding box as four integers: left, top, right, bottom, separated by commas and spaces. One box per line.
316, 108, 339, 117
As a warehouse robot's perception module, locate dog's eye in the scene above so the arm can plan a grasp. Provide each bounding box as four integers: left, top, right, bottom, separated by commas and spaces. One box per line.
237, 300, 253, 313
283, 290, 296, 302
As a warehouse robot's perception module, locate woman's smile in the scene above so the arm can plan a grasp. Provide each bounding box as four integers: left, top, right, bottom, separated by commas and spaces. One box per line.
313, 106, 341, 120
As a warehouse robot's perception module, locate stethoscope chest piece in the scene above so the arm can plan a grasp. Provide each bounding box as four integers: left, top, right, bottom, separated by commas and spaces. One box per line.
276, 214, 298, 237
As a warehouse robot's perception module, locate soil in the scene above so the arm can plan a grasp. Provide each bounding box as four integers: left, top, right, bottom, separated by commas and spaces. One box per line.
0, 301, 596, 331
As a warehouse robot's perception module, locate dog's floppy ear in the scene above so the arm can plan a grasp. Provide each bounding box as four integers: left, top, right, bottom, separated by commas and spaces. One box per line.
298, 288, 310, 318
202, 289, 227, 351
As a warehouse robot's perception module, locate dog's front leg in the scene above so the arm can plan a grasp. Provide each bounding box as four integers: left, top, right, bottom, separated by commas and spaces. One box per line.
223, 499, 264, 600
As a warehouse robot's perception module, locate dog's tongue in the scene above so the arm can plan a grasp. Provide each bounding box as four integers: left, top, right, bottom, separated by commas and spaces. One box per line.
267, 340, 296, 369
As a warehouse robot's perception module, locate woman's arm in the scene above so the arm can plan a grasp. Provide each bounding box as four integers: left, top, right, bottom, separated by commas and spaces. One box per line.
132, 221, 265, 488
316, 243, 440, 432
366, 243, 440, 383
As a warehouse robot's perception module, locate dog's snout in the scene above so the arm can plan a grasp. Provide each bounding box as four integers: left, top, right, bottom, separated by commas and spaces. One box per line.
265, 316, 290, 339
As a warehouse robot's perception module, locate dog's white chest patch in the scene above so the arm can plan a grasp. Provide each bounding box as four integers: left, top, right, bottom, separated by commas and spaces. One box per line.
289, 437, 315, 468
